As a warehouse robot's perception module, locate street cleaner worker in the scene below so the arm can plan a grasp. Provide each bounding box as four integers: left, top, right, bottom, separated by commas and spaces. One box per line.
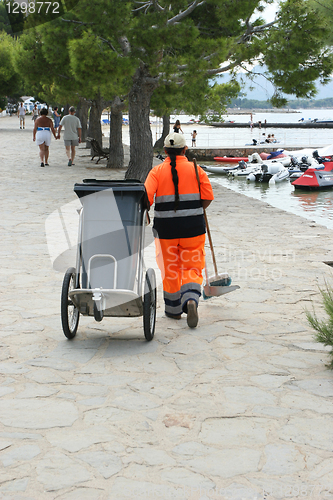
144, 133, 214, 329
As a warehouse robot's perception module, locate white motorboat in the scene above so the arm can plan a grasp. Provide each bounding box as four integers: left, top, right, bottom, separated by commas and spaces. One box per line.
269, 168, 290, 184
247, 162, 289, 183
247, 152, 292, 167
230, 162, 262, 177
203, 164, 241, 175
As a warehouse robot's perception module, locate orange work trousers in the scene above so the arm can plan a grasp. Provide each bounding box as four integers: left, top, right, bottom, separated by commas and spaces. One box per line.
155, 234, 206, 317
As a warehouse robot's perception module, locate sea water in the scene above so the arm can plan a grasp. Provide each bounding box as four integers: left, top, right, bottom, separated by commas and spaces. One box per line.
180, 110, 333, 230
119, 109, 333, 229
205, 170, 333, 231
167, 109, 333, 148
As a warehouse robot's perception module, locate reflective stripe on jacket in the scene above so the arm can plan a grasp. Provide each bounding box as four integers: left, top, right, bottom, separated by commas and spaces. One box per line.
144, 156, 214, 239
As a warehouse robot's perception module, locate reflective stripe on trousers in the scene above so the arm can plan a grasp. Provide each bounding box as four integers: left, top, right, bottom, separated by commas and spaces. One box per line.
155, 235, 205, 315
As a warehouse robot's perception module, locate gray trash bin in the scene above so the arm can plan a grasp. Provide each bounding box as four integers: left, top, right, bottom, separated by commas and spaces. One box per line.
74, 180, 148, 292
60, 179, 157, 342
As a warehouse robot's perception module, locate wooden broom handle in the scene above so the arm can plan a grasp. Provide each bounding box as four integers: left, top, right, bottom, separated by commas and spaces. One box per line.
193, 158, 219, 276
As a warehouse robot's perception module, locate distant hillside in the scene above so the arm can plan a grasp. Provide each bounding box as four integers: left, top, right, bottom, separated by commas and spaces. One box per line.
216, 65, 333, 102
230, 97, 333, 110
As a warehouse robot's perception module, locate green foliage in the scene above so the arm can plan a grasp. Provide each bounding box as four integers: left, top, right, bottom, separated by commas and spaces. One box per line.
0, 30, 22, 96
14, 0, 332, 114
0, 95, 7, 109
13, 28, 57, 102
306, 281, 333, 368
67, 29, 134, 100
14, 16, 88, 104
0, 1, 13, 34
264, 0, 333, 101
308, 0, 333, 45
0, 0, 24, 35
204, 80, 241, 121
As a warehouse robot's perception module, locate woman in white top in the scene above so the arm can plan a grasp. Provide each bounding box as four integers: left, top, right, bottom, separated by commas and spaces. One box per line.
33, 108, 57, 167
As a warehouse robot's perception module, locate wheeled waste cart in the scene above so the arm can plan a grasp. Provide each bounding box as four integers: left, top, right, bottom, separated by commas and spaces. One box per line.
61, 179, 156, 341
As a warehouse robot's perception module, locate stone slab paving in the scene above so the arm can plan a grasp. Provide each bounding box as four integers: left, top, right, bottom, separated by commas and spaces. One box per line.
1, 115, 333, 499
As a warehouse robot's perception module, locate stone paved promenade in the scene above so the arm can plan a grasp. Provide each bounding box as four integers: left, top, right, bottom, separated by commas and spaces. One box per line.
1, 115, 333, 500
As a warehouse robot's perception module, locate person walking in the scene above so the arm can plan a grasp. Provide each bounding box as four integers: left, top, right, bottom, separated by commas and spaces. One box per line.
144, 132, 214, 328
33, 108, 57, 167
18, 102, 26, 129
57, 106, 82, 166
32, 104, 39, 122
191, 130, 197, 147
53, 106, 61, 132
173, 119, 183, 134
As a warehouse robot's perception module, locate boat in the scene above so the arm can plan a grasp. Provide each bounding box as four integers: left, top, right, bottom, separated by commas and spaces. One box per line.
213, 156, 248, 162
285, 144, 333, 160
204, 164, 241, 175
247, 162, 289, 183
269, 168, 290, 184
232, 153, 291, 173
227, 152, 290, 178
288, 155, 324, 182
230, 161, 262, 177
311, 118, 333, 124
292, 161, 333, 190
248, 152, 291, 167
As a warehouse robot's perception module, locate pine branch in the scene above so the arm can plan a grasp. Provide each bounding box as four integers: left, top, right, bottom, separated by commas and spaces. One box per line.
206, 61, 238, 75
98, 37, 122, 57
60, 18, 94, 26
167, 0, 206, 26
313, 0, 333, 14
153, 0, 165, 13
133, 0, 165, 13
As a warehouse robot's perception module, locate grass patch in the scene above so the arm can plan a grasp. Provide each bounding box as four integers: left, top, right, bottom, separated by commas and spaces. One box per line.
306, 281, 333, 368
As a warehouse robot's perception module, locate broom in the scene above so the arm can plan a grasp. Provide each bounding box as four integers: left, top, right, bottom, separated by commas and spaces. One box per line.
193, 158, 239, 300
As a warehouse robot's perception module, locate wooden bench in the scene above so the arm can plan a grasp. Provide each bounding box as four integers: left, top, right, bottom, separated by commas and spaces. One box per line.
86, 137, 110, 164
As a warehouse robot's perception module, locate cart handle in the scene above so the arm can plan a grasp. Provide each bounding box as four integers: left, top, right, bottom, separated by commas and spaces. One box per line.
87, 254, 117, 290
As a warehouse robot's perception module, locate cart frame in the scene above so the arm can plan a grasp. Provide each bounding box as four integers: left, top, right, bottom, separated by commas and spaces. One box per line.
61, 180, 156, 341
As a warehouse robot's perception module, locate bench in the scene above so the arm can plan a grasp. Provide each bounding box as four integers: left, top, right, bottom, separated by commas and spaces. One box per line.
86, 137, 110, 164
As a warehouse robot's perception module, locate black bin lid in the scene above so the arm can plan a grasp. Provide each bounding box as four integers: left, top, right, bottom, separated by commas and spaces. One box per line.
74, 179, 146, 198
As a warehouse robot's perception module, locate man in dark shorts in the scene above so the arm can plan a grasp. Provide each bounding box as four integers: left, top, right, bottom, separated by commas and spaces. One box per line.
57, 106, 82, 166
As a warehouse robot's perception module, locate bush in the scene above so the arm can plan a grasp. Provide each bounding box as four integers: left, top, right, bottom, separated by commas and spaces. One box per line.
306, 281, 333, 368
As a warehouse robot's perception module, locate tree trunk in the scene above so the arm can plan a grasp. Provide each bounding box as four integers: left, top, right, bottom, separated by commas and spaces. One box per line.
107, 96, 125, 169
87, 96, 104, 149
125, 65, 159, 182
75, 98, 89, 142
62, 103, 70, 116
153, 114, 170, 150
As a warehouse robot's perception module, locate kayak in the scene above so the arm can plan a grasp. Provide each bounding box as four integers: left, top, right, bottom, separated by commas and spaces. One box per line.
214, 156, 248, 162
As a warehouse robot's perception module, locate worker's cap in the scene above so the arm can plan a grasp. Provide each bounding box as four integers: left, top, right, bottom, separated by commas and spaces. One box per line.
164, 133, 186, 149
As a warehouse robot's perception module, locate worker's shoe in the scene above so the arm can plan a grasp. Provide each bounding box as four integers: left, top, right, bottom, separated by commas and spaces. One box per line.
187, 300, 198, 328
68, 159, 72, 166
165, 312, 182, 320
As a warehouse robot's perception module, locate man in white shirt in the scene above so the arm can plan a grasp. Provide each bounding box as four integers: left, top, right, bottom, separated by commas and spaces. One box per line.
57, 106, 82, 166
17, 102, 26, 129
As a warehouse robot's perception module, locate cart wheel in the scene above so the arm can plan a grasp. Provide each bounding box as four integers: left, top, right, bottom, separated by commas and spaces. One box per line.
61, 267, 80, 339
143, 268, 156, 341
93, 301, 104, 322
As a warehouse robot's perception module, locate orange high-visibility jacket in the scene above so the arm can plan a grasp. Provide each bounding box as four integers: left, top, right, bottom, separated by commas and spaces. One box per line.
145, 156, 214, 239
